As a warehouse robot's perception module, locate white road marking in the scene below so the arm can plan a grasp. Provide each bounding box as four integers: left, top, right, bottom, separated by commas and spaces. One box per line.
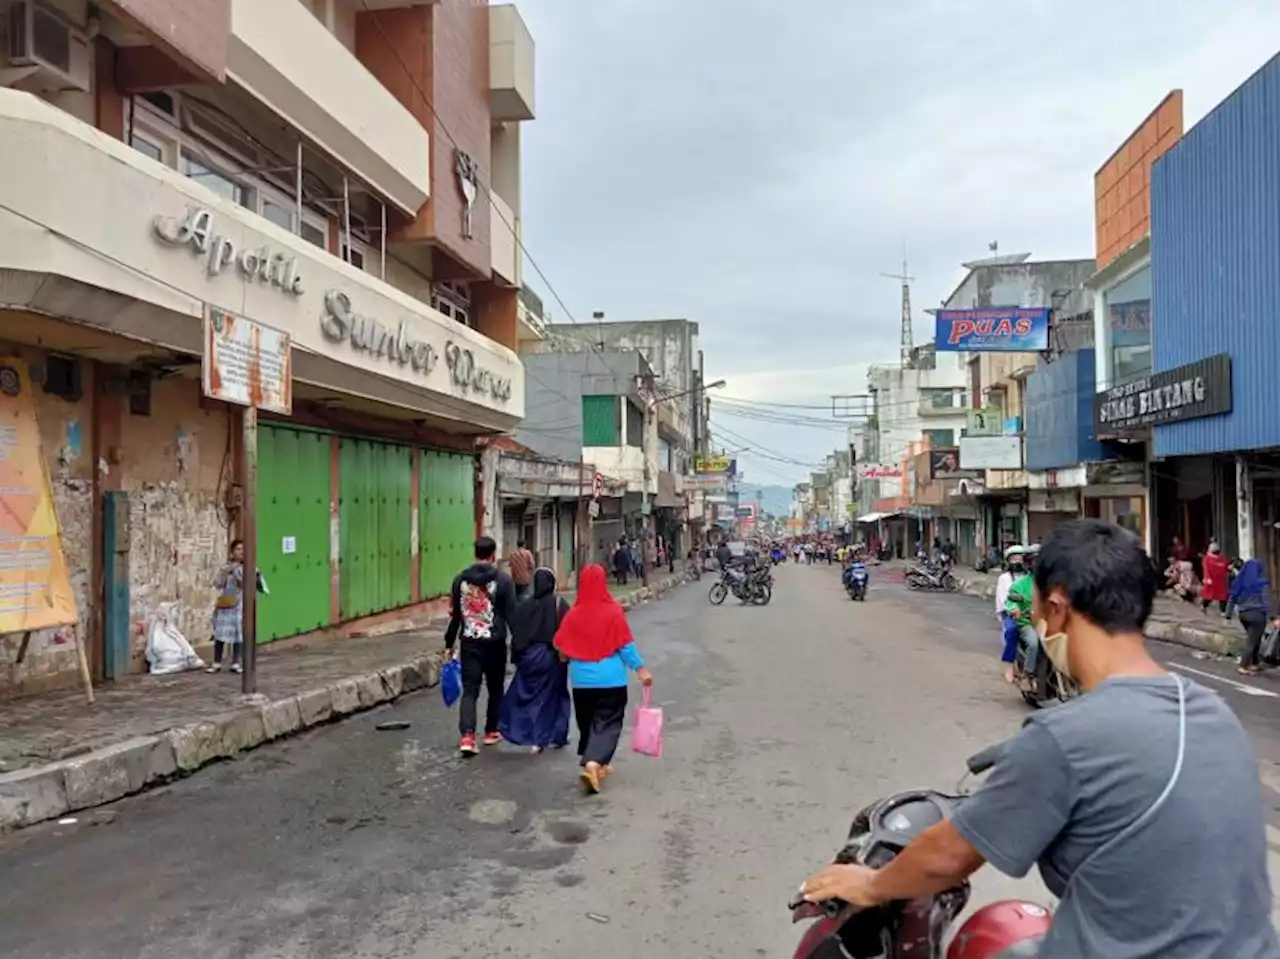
1167, 662, 1280, 698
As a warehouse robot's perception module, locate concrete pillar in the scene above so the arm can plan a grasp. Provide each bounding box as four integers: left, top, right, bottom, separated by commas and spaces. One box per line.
480, 445, 501, 555
1237, 456, 1254, 562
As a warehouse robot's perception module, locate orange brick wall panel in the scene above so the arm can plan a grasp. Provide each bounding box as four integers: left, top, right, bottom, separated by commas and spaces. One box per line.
1093, 90, 1184, 269
103, 0, 229, 83
427, 0, 492, 278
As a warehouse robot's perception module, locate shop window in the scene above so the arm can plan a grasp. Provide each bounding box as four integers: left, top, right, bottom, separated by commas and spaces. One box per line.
625, 401, 644, 449
130, 134, 164, 164
432, 282, 473, 327
582, 395, 620, 447
1108, 266, 1152, 384
127, 370, 152, 417
181, 154, 248, 208
340, 240, 368, 271
300, 221, 327, 250
42, 355, 82, 402
261, 198, 293, 232
140, 91, 176, 117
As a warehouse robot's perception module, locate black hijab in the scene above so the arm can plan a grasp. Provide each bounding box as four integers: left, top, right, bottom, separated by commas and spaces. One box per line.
510, 568, 564, 657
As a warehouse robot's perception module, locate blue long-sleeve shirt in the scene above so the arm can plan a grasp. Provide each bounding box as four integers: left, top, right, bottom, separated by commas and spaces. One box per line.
1229, 572, 1271, 615
568, 642, 644, 689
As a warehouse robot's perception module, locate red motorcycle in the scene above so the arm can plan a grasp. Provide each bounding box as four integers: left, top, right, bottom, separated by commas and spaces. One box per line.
789, 744, 1052, 958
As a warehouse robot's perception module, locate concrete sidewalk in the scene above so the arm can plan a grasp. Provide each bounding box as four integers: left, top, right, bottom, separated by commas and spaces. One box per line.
0, 571, 690, 831
952, 568, 1249, 656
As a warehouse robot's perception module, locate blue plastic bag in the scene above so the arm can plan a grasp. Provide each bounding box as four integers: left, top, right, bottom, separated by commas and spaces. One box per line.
441, 657, 462, 708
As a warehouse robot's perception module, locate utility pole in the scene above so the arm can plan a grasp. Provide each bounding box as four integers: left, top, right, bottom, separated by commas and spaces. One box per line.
882, 252, 915, 370
240, 405, 258, 694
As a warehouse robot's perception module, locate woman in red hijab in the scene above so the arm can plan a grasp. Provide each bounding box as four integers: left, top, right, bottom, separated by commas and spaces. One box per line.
555, 564, 653, 793
1201, 541, 1231, 615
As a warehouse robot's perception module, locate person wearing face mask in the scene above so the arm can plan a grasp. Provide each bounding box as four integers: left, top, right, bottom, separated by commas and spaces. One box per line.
802, 518, 1279, 959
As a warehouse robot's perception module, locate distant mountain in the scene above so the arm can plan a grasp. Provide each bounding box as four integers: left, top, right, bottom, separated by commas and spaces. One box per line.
735, 483, 793, 518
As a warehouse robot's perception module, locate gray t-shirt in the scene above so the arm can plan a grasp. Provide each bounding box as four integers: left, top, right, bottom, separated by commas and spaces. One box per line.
952, 675, 1278, 958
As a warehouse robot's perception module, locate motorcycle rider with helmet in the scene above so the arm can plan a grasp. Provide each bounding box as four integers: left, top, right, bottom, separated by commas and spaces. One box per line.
803, 519, 1278, 958
1004, 544, 1040, 685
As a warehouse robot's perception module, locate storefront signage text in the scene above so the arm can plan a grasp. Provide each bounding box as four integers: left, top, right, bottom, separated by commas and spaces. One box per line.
694, 454, 736, 474
319, 293, 513, 403
935, 307, 1051, 353
153, 208, 304, 296
444, 341, 514, 402
1094, 354, 1232, 433
859, 464, 902, 479
321, 291, 439, 374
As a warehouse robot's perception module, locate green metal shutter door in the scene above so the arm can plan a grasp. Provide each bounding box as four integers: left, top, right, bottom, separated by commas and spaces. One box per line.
340, 438, 370, 618
257, 425, 333, 642
420, 450, 475, 599
340, 438, 412, 619
582, 395, 619, 446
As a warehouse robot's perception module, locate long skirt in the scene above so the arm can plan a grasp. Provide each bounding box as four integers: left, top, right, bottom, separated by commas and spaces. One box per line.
498, 643, 571, 748
572, 686, 628, 766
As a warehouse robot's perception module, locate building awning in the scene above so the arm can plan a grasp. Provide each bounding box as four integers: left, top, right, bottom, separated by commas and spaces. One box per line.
856, 511, 902, 524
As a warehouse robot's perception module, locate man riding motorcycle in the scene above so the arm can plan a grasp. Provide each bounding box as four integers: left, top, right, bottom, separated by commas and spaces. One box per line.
1004, 544, 1040, 684
803, 519, 1279, 958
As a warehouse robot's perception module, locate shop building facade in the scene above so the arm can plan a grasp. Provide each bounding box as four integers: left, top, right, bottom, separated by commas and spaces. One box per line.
0, 0, 534, 695
1148, 54, 1280, 583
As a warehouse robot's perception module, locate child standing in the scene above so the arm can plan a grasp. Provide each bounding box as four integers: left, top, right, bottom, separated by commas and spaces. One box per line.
207, 538, 247, 674
554, 564, 652, 794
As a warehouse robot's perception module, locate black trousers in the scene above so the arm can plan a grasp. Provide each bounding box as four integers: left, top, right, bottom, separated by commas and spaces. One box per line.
459, 637, 508, 736
573, 686, 628, 766
1240, 610, 1269, 668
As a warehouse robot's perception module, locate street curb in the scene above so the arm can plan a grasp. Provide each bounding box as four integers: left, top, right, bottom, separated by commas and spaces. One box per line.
951, 575, 1243, 657
0, 571, 691, 832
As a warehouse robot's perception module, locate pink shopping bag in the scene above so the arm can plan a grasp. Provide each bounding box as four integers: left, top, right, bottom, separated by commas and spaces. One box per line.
631, 687, 664, 758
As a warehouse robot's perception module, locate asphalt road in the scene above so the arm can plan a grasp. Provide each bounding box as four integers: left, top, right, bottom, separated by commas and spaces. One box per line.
3, 561, 1277, 958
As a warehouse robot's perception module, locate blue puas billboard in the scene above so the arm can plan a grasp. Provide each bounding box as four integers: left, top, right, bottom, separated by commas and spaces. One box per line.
935, 307, 1051, 352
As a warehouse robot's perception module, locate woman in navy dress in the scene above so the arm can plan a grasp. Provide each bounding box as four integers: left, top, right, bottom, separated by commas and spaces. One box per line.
499, 567, 572, 753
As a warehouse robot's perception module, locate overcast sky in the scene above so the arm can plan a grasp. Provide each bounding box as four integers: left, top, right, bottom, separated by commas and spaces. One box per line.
515, 1, 1280, 487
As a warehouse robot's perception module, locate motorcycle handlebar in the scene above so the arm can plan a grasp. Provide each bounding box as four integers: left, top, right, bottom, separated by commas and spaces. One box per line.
965, 741, 1008, 776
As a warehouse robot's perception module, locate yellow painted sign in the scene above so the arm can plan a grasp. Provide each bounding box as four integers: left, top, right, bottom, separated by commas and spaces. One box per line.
0, 358, 78, 634
694, 454, 733, 474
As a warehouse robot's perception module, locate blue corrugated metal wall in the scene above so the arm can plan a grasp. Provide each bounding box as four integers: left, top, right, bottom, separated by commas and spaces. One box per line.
1026, 349, 1106, 471
1152, 53, 1280, 457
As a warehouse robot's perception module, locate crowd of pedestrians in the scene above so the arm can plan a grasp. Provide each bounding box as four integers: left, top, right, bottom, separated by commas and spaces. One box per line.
443, 536, 652, 793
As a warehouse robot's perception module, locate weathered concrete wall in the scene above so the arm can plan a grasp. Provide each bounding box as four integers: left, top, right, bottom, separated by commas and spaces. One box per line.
542, 320, 699, 447
943, 260, 1095, 316
119, 378, 230, 660
0, 343, 95, 694
516, 350, 643, 461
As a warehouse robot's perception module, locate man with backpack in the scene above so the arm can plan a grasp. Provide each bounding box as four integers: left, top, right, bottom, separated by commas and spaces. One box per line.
445, 536, 518, 756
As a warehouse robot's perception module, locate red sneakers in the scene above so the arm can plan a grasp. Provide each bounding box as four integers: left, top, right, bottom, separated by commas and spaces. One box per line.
459, 734, 479, 756
482, 731, 503, 747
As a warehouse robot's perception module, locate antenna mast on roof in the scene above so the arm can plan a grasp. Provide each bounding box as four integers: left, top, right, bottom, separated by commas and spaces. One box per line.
882, 247, 915, 370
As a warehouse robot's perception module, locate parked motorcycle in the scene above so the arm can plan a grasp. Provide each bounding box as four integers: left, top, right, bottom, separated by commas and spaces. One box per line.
905, 560, 957, 592
1011, 622, 1079, 709
789, 743, 1053, 959
843, 562, 868, 601
708, 567, 772, 606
